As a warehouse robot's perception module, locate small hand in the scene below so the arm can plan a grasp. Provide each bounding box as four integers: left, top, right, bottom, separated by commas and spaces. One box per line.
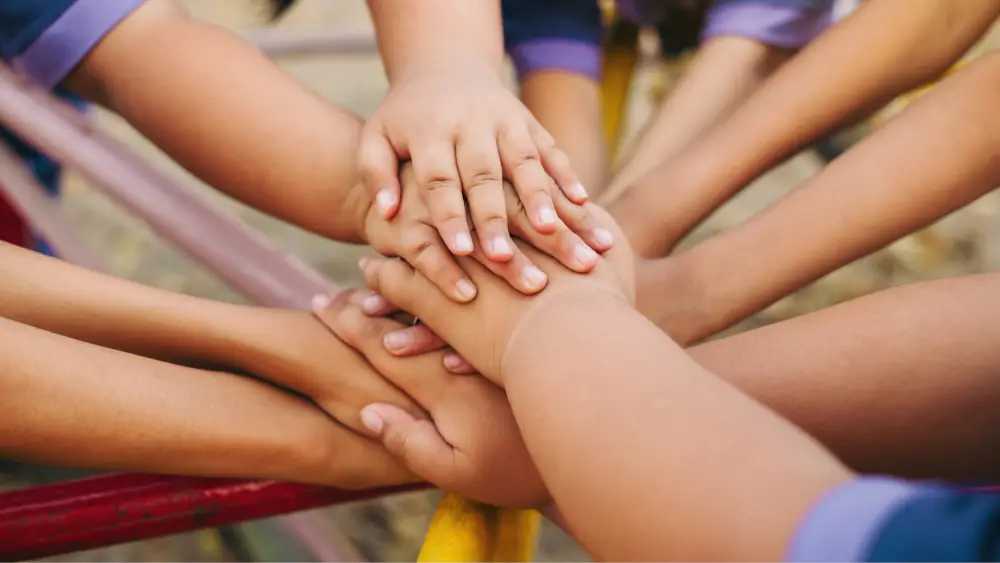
358, 63, 594, 265
365, 164, 614, 303
361, 205, 635, 383
313, 291, 548, 508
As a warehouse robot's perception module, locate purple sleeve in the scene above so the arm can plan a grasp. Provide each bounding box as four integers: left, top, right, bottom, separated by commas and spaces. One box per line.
702, 1, 834, 49
510, 40, 603, 82
12, 0, 146, 89
787, 477, 942, 562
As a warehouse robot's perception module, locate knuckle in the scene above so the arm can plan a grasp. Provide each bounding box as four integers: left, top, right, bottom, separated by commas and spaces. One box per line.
464, 171, 502, 193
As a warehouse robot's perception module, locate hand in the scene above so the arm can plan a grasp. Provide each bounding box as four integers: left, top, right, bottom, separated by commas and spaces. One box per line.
225, 306, 427, 435
365, 165, 615, 302
312, 291, 548, 508
361, 205, 635, 383
358, 62, 592, 263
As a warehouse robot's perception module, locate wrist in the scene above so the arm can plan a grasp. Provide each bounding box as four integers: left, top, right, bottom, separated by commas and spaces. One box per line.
346, 182, 372, 245
390, 56, 502, 87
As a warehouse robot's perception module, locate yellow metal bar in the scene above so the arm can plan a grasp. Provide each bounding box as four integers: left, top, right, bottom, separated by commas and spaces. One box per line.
872, 60, 968, 129
417, 493, 539, 562
600, 20, 640, 163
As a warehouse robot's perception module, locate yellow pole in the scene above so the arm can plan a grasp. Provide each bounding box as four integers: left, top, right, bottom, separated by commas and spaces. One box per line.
600, 5, 639, 163
417, 492, 540, 562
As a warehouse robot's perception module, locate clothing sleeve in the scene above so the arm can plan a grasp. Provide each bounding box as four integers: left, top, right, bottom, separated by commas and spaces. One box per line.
501, 0, 603, 81
787, 476, 1000, 562
703, 0, 835, 49
0, 0, 145, 89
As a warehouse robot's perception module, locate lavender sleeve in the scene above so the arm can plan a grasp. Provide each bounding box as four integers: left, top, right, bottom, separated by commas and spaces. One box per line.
786, 477, 943, 562
11, 0, 146, 89
703, 0, 834, 49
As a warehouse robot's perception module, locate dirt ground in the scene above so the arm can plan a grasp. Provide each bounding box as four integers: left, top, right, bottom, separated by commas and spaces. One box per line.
6, 1, 1000, 560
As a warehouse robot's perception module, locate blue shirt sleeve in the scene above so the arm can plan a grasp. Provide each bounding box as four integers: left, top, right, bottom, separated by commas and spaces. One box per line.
501, 0, 603, 81
0, 0, 145, 88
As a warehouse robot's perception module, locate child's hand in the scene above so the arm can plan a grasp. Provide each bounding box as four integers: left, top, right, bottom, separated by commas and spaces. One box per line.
365, 165, 614, 302
361, 205, 634, 383
312, 291, 548, 508
358, 63, 592, 262
232, 306, 428, 435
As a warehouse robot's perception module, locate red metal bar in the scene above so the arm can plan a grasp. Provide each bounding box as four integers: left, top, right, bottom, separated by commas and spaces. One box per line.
0, 474, 426, 561
246, 28, 377, 58
0, 64, 331, 309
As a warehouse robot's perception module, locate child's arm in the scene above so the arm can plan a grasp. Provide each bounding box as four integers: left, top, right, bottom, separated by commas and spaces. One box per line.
357, 243, 850, 561
62, 0, 368, 243
608, 0, 1000, 257
638, 49, 1000, 345
361, 0, 594, 264
0, 314, 411, 488
0, 241, 425, 434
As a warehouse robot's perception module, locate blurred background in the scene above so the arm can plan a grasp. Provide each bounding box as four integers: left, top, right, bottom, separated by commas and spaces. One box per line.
2, 0, 1000, 560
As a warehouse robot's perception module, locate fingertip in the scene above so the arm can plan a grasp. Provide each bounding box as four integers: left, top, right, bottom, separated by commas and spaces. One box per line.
485, 235, 515, 262
451, 231, 474, 255
592, 227, 615, 250
571, 243, 600, 271
566, 182, 589, 203
454, 278, 477, 302
520, 264, 548, 294
360, 405, 385, 435
375, 187, 400, 219
310, 293, 333, 312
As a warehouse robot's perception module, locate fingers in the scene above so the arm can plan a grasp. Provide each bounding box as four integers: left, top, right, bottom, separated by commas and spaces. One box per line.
498, 123, 558, 234
552, 189, 615, 253
360, 256, 462, 345
358, 124, 401, 219
381, 225, 478, 302
443, 351, 476, 374
531, 124, 588, 204
456, 130, 514, 263
361, 403, 458, 483
505, 186, 600, 273
469, 241, 548, 295
383, 324, 448, 356
410, 140, 473, 256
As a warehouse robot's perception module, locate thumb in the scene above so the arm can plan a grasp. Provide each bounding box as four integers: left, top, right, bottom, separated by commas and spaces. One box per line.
361, 403, 458, 483
358, 125, 401, 219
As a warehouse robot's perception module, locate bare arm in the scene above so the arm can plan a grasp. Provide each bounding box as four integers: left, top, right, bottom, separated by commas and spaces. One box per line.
609, 0, 1000, 257
639, 50, 1000, 344
0, 315, 410, 488
65, 0, 370, 243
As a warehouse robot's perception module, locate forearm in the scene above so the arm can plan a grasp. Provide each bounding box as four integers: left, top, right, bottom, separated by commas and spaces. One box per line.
690, 272, 1000, 482
610, 0, 1000, 256
66, 0, 369, 243
367, 0, 504, 81
655, 51, 1000, 340
502, 292, 849, 560
0, 316, 410, 487
604, 37, 789, 201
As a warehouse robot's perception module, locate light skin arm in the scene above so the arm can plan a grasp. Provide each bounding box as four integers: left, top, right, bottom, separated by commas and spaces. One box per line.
608, 0, 1000, 257
65, 0, 370, 243
602, 36, 790, 201
0, 315, 411, 488
637, 49, 1000, 344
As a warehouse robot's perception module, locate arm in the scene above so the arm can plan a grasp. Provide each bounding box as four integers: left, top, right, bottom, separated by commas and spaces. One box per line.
0, 315, 411, 488
609, 0, 1000, 257
637, 50, 1000, 344
61, 0, 369, 243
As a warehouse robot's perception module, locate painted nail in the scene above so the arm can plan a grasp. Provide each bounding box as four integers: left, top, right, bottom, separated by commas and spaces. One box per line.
310, 294, 332, 311
490, 237, 513, 257
573, 243, 599, 267
456, 279, 477, 301
522, 265, 547, 290
537, 206, 557, 226
569, 182, 589, 201
454, 232, 474, 253
593, 228, 614, 248
360, 407, 384, 434
375, 189, 397, 216
383, 330, 412, 351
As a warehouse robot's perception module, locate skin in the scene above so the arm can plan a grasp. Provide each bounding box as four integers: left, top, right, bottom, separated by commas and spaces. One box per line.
607, 0, 1000, 258
636, 49, 1000, 345
61, 0, 604, 302
361, 0, 590, 262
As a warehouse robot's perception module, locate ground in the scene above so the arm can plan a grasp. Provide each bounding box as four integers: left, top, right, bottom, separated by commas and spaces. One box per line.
5, 1, 1000, 560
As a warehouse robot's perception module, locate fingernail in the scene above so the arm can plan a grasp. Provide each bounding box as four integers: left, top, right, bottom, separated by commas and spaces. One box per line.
443, 353, 465, 370
522, 265, 547, 290
375, 189, 397, 216
456, 279, 477, 301
537, 206, 557, 226
454, 233, 474, 253
573, 243, 599, 267
490, 237, 513, 257
310, 294, 332, 311
383, 330, 412, 351
570, 182, 589, 201
361, 293, 387, 313
360, 407, 384, 434
358, 256, 370, 271
593, 228, 614, 248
